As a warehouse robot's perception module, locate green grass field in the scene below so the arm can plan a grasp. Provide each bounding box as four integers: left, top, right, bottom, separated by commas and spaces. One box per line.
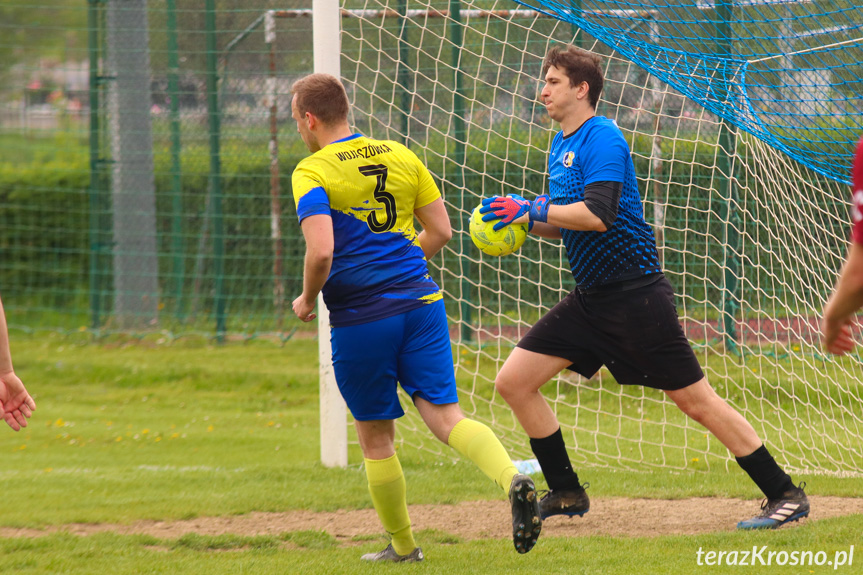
2, 332, 861, 574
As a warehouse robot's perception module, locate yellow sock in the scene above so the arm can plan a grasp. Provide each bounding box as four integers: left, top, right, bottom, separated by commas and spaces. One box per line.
448, 418, 519, 493
365, 453, 417, 555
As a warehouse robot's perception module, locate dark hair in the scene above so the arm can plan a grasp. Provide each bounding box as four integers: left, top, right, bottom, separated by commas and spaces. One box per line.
542, 45, 604, 109
291, 73, 349, 125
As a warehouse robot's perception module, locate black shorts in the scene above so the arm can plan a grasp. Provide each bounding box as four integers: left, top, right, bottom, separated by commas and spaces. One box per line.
517, 274, 704, 391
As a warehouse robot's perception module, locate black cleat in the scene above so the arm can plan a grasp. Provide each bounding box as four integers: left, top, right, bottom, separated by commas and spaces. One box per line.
737, 483, 810, 530
509, 474, 542, 554
538, 483, 590, 519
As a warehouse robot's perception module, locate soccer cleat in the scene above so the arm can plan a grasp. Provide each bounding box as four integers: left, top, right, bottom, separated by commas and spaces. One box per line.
509, 474, 542, 554
538, 483, 590, 520
737, 483, 810, 530
360, 544, 424, 563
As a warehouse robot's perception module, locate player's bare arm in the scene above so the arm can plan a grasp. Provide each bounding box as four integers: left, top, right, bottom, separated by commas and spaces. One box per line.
527, 221, 563, 239
414, 198, 452, 260
822, 241, 863, 354
0, 371, 35, 431
541, 201, 605, 232
822, 137, 863, 355
0, 296, 35, 431
293, 213, 334, 322
510, 201, 605, 233
485, 192, 606, 235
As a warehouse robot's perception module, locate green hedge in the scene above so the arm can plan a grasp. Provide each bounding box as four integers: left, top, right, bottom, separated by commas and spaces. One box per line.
0, 129, 847, 331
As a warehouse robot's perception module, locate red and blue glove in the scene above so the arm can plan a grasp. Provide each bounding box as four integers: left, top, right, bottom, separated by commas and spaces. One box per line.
479, 194, 551, 231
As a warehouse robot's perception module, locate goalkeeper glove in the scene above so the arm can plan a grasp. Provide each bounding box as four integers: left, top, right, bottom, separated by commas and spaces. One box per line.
479, 194, 551, 231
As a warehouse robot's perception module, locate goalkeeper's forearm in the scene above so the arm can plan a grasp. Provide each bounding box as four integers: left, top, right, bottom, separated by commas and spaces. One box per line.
508, 197, 603, 235
517, 202, 601, 238
528, 222, 563, 239
545, 202, 606, 232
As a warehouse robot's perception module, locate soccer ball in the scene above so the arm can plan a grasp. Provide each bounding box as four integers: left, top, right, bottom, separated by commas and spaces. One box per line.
469, 204, 528, 257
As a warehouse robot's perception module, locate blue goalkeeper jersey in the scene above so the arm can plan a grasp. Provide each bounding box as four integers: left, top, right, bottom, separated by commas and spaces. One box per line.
292, 134, 443, 327
548, 116, 661, 289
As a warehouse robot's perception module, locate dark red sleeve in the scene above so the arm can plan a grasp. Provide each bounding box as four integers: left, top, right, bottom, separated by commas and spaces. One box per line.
850, 137, 863, 245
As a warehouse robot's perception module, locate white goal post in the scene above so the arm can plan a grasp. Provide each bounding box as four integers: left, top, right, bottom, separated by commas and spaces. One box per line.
312, 0, 349, 469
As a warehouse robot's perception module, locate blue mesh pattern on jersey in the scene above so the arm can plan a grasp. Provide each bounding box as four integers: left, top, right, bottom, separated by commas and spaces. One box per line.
550, 116, 661, 289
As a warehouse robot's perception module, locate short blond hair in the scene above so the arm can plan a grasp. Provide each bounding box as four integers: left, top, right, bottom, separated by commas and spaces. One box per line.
291, 73, 349, 125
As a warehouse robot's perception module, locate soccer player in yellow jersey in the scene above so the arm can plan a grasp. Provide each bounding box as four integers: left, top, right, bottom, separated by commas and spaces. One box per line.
290, 73, 542, 562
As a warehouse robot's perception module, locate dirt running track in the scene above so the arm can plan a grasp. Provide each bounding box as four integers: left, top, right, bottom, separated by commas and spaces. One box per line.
3, 496, 862, 543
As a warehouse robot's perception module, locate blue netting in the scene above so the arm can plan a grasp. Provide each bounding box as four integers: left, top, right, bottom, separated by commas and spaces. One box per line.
508, 0, 863, 183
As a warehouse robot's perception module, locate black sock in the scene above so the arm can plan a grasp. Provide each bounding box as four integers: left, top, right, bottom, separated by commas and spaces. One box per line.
529, 428, 580, 491
736, 444, 794, 500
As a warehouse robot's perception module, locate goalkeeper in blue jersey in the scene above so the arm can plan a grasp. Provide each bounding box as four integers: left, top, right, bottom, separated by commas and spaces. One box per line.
480, 45, 809, 530
290, 73, 542, 562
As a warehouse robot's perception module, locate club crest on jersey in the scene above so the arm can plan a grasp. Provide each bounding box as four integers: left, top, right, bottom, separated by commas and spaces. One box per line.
562, 151, 575, 168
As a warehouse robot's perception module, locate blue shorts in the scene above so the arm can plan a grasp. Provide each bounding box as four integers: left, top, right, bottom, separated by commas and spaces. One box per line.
331, 300, 459, 421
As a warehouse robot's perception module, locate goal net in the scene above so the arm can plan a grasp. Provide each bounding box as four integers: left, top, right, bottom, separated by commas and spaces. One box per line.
333, 0, 863, 475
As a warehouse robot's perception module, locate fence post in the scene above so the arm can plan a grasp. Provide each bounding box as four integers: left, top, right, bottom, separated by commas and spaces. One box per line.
397, 0, 410, 143
205, 0, 227, 342
265, 11, 286, 331
716, 0, 740, 352
106, 0, 160, 330
87, 0, 107, 335
450, 0, 473, 343
166, 0, 186, 320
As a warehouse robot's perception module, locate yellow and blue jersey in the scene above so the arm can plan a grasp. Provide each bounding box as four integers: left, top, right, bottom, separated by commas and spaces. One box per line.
292, 133, 443, 327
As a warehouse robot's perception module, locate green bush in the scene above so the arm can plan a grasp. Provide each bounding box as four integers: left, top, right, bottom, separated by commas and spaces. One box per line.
0, 128, 846, 331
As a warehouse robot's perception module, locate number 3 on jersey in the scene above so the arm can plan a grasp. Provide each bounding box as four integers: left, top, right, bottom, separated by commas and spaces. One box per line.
359, 164, 396, 232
